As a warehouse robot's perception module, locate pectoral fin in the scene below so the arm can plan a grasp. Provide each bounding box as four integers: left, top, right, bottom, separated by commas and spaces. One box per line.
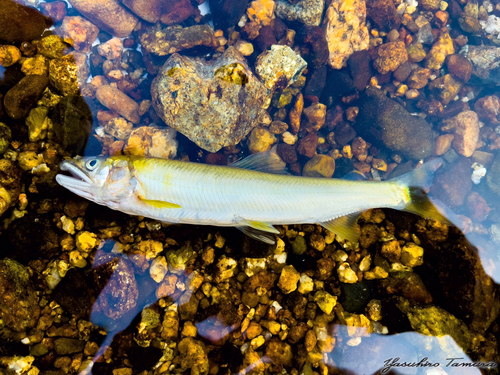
319, 212, 363, 243
236, 220, 280, 244
140, 198, 181, 209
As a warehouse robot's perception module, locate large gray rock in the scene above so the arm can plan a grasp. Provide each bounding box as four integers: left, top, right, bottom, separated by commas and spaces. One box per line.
355, 86, 434, 160
464, 45, 500, 85
151, 47, 270, 153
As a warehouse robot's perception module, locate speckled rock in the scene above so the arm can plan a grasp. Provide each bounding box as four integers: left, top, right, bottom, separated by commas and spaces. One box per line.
139, 24, 219, 56
59, 16, 99, 54
0, 45, 21, 67
161, 0, 199, 25
406, 42, 427, 63
0, 0, 47, 42
441, 111, 479, 157
124, 126, 178, 159
67, 0, 138, 38
151, 47, 269, 153
33, 35, 69, 60
275, 0, 324, 26
4, 75, 49, 120
254, 45, 307, 91
52, 95, 93, 155
176, 338, 208, 375
379, 272, 432, 304
278, 265, 300, 294
407, 67, 431, 89
366, 0, 400, 31
314, 291, 337, 314
463, 45, 500, 84
21, 54, 49, 76
303, 154, 335, 177
0, 258, 40, 331
248, 127, 277, 154
428, 74, 462, 105
303, 103, 326, 132
323, 0, 369, 69
474, 95, 500, 124
356, 87, 433, 160
247, 0, 276, 26
373, 41, 408, 74
96, 85, 140, 124
49, 54, 81, 96
426, 32, 454, 70
97, 38, 124, 60
400, 243, 424, 267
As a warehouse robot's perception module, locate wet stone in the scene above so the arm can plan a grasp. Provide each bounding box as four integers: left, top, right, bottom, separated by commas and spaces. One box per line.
393, 61, 412, 82
431, 157, 472, 207
465, 45, 500, 84
0, 122, 12, 155
0, 46, 21, 68
265, 338, 293, 366
303, 154, 335, 178
400, 242, 424, 267
139, 24, 219, 56
323, 0, 369, 69
474, 95, 500, 124
380, 240, 401, 262
4, 75, 49, 120
96, 85, 140, 124
49, 55, 81, 96
373, 41, 408, 74
275, 0, 324, 26
0, 258, 40, 331
467, 191, 490, 222
151, 47, 269, 153
209, 0, 250, 30
34, 35, 69, 60
0, 0, 47, 42
407, 67, 431, 89
21, 55, 49, 76
278, 265, 300, 294
248, 127, 276, 154
40, 1, 67, 21
314, 291, 337, 314
447, 54, 472, 83
487, 153, 500, 197
406, 42, 427, 63
67, 0, 138, 38
380, 272, 432, 304
366, 0, 400, 31
434, 134, 454, 156
59, 16, 99, 54
54, 338, 86, 355
356, 87, 433, 160
428, 74, 462, 106
441, 110, 479, 157
161, 0, 199, 25
121, 0, 162, 23
297, 133, 319, 158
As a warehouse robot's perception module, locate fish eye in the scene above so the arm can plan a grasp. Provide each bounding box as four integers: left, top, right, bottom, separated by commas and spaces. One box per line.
86, 158, 99, 171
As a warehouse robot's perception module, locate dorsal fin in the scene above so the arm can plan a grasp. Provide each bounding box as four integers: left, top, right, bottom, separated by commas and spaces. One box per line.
319, 212, 363, 243
231, 146, 288, 174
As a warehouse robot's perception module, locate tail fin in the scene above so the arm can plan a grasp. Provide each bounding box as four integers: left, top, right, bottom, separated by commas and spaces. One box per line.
392, 158, 453, 225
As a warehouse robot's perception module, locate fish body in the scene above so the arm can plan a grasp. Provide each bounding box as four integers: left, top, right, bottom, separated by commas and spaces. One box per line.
56, 153, 448, 243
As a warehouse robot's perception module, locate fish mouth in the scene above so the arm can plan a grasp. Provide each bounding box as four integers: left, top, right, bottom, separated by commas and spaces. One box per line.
56, 160, 94, 200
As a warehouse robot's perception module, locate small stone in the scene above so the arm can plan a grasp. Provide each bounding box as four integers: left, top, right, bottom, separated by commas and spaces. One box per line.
248, 127, 277, 154
255, 45, 307, 91
0, 45, 21, 67
96, 85, 140, 123
474, 95, 500, 124
297, 133, 319, 158
380, 240, 401, 262
278, 265, 301, 294
124, 127, 177, 159
447, 54, 472, 83
303, 103, 326, 132
247, 0, 276, 26
426, 32, 454, 70
337, 262, 358, 283
49, 55, 81, 96
466, 46, 500, 84
265, 338, 293, 366
364, 266, 389, 279
75, 231, 98, 253
4, 75, 49, 120
0, 123, 12, 155
431, 157, 472, 207
406, 42, 427, 63
407, 67, 431, 89
373, 41, 408, 74
98, 38, 124, 60
441, 111, 479, 157
466, 191, 490, 222
69, 250, 87, 268
298, 274, 314, 294
40, 1, 67, 22
18, 151, 41, 171
302, 154, 335, 178
289, 93, 303, 134
275, 0, 324, 26
161, 0, 198, 25
428, 74, 462, 105
359, 255, 372, 272
434, 134, 454, 156
421, 0, 440, 10
401, 242, 424, 267
181, 321, 198, 338
59, 16, 99, 53
21, 55, 49, 76
323, 0, 369, 69
234, 40, 254, 56
393, 61, 412, 82
0, 0, 47, 42
176, 337, 208, 375
314, 291, 337, 314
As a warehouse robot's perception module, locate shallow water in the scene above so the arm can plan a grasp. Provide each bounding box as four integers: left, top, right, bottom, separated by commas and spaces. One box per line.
0, 0, 500, 374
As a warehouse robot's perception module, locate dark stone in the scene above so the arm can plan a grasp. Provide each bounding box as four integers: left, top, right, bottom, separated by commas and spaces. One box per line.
0, 0, 48, 42
321, 70, 357, 108
297, 133, 319, 158
446, 54, 472, 83
53, 338, 86, 355
340, 280, 372, 312
296, 26, 329, 68
255, 26, 277, 52
52, 269, 94, 319
276, 143, 298, 164
366, 0, 401, 31
355, 86, 434, 160
487, 153, 500, 198
0, 258, 40, 332
348, 50, 373, 91
378, 271, 433, 304
431, 157, 472, 207
209, 0, 250, 30
393, 61, 412, 82
305, 66, 327, 99
3, 75, 49, 120
335, 123, 356, 146
52, 95, 93, 155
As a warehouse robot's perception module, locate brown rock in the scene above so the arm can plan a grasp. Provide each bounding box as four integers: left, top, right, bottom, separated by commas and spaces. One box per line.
434, 134, 454, 156
474, 95, 500, 124
441, 111, 479, 157
428, 74, 462, 105
379, 271, 433, 304
466, 191, 490, 222
177, 338, 208, 375
303, 154, 335, 178
161, 0, 199, 25
323, 0, 369, 69
373, 41, 408, 74
366, 0, 400, 31
41, 1, 67, 22
352, 137, 368, 161
67, 0, 139, 38
265, 338, 293, 366
121, 0, 162, 23
303, 103, 326, 132
59, 16, 99, 53
359, 224, 380, 248
406, 42, 427, 63
380, 240, 401, 262
393, 61, 412, 82
289, 93, 304, 134
297, 133, 319, 157
96, 85, 140, 124
431, 157, 472, 207
0, 0, 47, 42
407, 67, 431, 89
447, 54, 472, 83
426, 32, 454, 70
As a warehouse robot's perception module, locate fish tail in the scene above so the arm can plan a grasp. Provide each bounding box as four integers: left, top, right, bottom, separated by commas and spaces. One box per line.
392, 158, 453, 225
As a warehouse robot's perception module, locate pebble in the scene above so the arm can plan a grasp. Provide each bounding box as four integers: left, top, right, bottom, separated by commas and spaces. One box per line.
149, 256, 168, 283
96, 85, 140, 124
4, 75, 49, 120
337, 262, 358, 283
401, 242, 424, 267
364, 266, 389, 279
302, 154, 335, 178
248, 127, 277, 154
323, 0, 369, 69
434, 134, 454, 155
406, 42, 427, 63
98, 38, 124, 60
247, 0, 276, 26
21, 55, 49, 76
265, 338, 293, 366
0, 122, 12, 155
40, 1, 67, 21
431, 157, 472, 207
447, 54, 473, 83
69, 250, 87, 268
426, 32, 454, 70
104, 117, 134, 140
298, 274, 314, 294
0, 45, 21, 67
473, 95, 500, 123
275, 0, 324, 26
428, 74, 462, 105
441, 111, 480, 157
289, 93, 304, 134
466, 191, 490, 222
59, 16, 99, 53
282, 131, 298, 145
49, 55, 81, 96
373, 41, 408, 74
0, 187, 10, 217
407, 67, 431, 89
380, 240, 401, 262
67, 0, 138, 38
277, 265, 300, 294
297, 133, 319, 157
313, 291, 337, 314
122, 0, 162, 23
303, 103, 326, 132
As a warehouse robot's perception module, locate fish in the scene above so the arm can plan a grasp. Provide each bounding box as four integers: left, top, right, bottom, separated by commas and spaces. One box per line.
56, 150, 450, 244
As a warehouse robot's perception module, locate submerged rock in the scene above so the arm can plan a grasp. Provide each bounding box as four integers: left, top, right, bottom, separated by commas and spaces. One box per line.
465, 45, 500, 84
0, 0, 47, 42
4, 75, 49, 120
67, 0, 138, 38
151, 47, 270, 153
275, 0, 324, 26
59, 16, 100, 54
139, 24, 219, 56
96, 85, 140, 124
209, 0, 251, 30
124, 126, 178, 159
323, 0, 369, 69
431, 157, 472, 207
0, 258, 40, 332
441, 111, 479, 157
355, 87, 433, 160
121, 0, 162, 23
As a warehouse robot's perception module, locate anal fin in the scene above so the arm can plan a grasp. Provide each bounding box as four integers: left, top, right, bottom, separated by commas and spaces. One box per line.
319, 212, 363, 243
140, 198, 181, 209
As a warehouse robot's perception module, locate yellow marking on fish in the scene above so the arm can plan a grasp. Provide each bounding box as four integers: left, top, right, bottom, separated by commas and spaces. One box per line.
140, 198, 181, 209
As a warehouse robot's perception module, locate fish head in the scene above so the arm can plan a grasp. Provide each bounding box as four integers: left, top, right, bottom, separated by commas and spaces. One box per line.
56, 156, 136, 207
